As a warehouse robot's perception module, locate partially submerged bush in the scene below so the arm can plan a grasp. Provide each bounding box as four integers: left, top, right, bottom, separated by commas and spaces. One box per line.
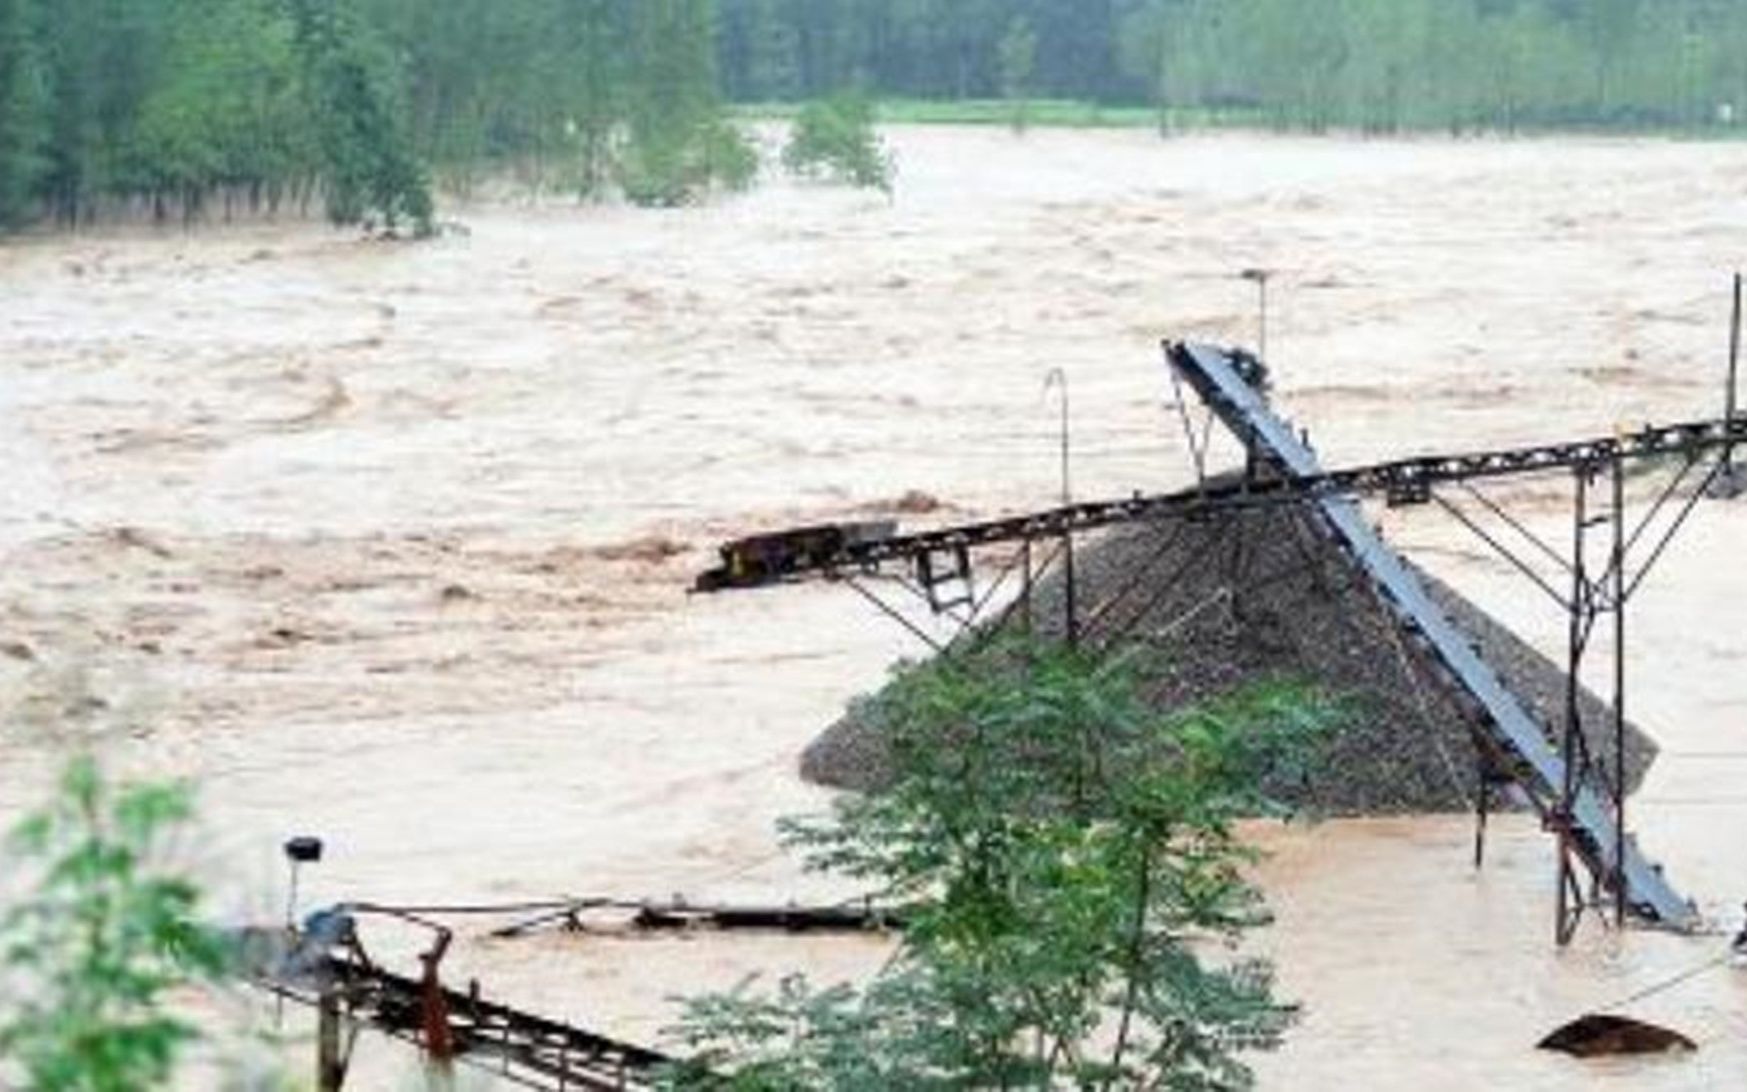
781, 94, 894, 193
618, 119, 759, 207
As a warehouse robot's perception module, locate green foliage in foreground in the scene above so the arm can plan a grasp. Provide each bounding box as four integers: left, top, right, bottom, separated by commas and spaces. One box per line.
0, 756, 225, 1092
663, 639, 1340, 1090
781, 95, 894, 194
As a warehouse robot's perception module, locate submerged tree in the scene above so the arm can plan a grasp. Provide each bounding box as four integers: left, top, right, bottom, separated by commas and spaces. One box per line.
664, 639, 1338, 1090
781, 92, 892, 193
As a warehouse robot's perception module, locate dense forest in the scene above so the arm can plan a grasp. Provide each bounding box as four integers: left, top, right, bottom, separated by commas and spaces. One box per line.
0, 0, 746, 230
4, 0, 1747, 232
720, 0, 1747, 132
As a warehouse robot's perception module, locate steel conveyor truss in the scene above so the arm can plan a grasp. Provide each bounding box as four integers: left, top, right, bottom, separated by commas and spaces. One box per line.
697, 343, 1745, 934
251, 922, 675, 1091
1166, 342, 1700, 931
696, 398, 1743, 593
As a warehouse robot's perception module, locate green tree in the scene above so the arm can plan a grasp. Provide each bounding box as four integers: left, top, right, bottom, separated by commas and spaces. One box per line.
0, 755, 227, 1092
781, 91, 892, 192
996, 14, 1036, 133
286, 0, 433, 234
553, 0, 626, 198
618, 0, 757, 206
0, 0, 47, 227
664, 640, 1338, 1090
744, 0, 801, 101
127, 0, 313, 223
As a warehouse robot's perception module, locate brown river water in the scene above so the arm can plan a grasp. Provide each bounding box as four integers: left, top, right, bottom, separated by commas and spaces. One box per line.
2, 127, 1746, 1088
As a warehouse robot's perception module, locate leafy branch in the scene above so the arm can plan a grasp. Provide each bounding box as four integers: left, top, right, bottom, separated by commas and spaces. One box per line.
664, 637, 1341, 1090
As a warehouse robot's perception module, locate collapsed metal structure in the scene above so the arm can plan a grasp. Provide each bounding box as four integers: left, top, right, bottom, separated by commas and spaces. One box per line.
698, 341, 1745, 942
251, 907, 675, 1091
249, 894, 903, 1090
241, 328, 1742, 1086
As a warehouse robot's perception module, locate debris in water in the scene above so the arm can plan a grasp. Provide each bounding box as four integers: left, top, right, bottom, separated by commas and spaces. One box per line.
890, 489, 943, 513
589, 535, 688, 565
854, 490, 947, 516
1537, 1013, 1695, 1057
110, 526, 174, 559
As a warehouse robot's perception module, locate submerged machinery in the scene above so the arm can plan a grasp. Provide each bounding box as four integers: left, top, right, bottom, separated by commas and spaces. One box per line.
699, 341, 1746, 940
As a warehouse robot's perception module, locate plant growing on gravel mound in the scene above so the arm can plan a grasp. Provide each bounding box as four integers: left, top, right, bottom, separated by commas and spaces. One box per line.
663, 638, 1340, 1091
781, 94, 894, 194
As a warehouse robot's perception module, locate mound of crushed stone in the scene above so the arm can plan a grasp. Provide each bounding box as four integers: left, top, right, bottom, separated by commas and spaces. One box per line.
801, 503, 1655, 816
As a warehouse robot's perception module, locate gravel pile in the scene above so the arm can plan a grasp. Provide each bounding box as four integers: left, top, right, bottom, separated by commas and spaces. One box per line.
801, 502, 1657, 816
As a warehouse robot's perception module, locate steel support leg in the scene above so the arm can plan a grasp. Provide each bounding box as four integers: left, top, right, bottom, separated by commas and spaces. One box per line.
1611, 452, 1628, 927
1724, 272, 1742, 493
1556, 466, 1595, 947
1063, 531, 1078, 648
318, 991, 349, 1092
1474, 769, 1490, 870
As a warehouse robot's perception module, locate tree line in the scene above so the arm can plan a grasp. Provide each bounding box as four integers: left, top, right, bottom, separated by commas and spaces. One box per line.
5, 1, 1747, 233
722, 0, 1747, 133
0, 0, 748, 232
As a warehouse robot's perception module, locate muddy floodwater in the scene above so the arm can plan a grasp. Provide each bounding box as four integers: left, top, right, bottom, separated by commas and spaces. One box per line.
3, 127, 1747, 1088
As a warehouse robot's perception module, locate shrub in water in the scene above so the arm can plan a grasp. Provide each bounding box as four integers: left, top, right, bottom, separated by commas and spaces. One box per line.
781, 94, 893, 194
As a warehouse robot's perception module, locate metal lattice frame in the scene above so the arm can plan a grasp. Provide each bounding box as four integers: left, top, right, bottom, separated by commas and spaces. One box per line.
699, 341, 1742, 939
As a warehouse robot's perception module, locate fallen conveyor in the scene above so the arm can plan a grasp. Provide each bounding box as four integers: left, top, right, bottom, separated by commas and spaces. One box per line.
246, 919, 675, 1091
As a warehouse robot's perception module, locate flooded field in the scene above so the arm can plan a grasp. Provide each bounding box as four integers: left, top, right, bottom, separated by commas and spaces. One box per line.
3, 127, 1746, 1088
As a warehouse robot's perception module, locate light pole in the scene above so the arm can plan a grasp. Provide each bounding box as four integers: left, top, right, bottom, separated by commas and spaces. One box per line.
1044, 368, 1076, 646
1241, 267, 1271, 360
1043, 368, 1071, 505
284, 836, 324, 929
1725, 271, 1742, 494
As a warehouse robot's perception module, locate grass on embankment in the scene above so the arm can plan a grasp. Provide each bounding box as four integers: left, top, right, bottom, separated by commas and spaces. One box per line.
734, 97, 1744, 139
733, 98, 1172, 129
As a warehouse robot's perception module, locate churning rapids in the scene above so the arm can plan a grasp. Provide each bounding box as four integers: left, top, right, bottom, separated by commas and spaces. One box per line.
3, 127, 1746, 1087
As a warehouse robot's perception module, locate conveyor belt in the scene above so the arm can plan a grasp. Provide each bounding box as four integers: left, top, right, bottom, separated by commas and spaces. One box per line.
696, 403, 1743, 592
695, 343, 1738, 929
1167, 341, 1697, 928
